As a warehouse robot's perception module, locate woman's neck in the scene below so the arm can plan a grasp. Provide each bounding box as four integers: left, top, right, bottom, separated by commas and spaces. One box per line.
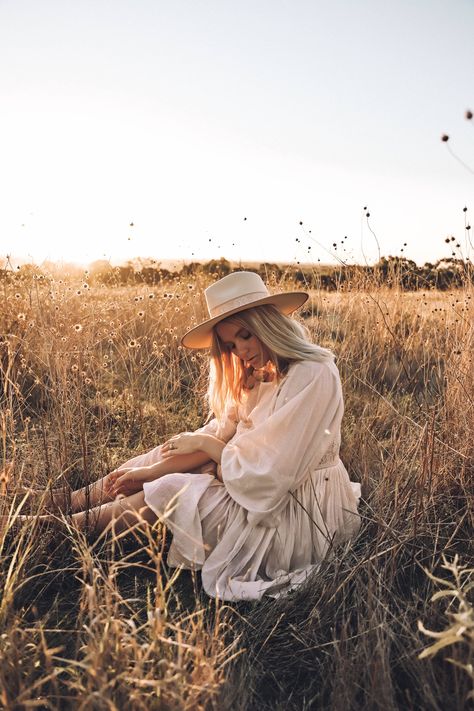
244, 361, 276, 390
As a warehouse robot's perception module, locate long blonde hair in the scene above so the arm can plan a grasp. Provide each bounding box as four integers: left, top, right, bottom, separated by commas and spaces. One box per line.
208, 304, 333, 419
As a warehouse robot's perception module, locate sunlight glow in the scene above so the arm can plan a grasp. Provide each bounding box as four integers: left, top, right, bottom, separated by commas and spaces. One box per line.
1, 0, 473, 267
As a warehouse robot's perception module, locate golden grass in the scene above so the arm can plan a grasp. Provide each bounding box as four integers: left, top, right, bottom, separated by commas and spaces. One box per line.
0, 268, 473, 709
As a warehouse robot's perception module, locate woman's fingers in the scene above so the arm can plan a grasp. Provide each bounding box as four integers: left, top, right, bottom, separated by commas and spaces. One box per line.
162, 433, 195, 457
112, 472, 127, 495
107, 470, 119, 484
113, 469, 140, 497
105, 471, 120, 495
106, 472, 121, 496
161, 438, 180, 458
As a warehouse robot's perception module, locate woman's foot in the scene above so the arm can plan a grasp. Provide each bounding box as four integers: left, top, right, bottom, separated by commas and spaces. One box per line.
6, 487, 73, 514
0, 473, 72, 512
0, 511, 83, 540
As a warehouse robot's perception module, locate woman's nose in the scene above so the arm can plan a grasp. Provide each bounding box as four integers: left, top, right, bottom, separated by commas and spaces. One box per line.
235, 342, 250, 358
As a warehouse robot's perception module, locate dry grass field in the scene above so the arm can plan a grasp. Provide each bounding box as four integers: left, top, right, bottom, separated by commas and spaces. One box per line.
0, 266, 473, 710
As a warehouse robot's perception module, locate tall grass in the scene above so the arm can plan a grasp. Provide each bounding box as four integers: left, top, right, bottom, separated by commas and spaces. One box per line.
0, 267, 472, 709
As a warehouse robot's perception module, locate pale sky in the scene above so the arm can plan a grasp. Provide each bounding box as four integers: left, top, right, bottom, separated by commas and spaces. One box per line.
1, 0, 473, 267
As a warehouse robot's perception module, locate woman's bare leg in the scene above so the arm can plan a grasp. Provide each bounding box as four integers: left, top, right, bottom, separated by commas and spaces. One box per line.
67, 474, 116, 512
1, 491, 157, 539
26, 444, 212, 515
28, 473, 116, 514
65, 446, 166, 512
72, 491, 158, 536
65, 446, 210, 514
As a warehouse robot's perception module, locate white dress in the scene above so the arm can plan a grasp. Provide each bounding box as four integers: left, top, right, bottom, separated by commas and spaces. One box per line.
130, 359, 360, 601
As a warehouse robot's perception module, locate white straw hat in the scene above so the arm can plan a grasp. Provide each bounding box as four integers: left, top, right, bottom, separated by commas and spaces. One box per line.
181, 271, 308, 349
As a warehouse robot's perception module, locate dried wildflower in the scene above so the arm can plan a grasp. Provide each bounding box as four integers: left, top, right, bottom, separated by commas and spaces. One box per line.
71, 364, 79, 372
441, 134, 449, 142
17, 313, 26, 321
128, 339, 138, 348
149, 293, 155, 299
465, 109, 473, 120
74, 324, 83, 332
138, 311, 144, 318
15, 293, 21, 299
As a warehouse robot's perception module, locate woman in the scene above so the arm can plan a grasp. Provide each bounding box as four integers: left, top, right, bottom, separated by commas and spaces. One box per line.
7, 272, 361, 601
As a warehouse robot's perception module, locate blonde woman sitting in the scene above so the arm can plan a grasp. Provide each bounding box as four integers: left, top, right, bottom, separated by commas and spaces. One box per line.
6, 272, 361, 601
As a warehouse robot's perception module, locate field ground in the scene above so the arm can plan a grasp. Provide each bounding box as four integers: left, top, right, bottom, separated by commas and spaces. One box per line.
0, 269, 473, 710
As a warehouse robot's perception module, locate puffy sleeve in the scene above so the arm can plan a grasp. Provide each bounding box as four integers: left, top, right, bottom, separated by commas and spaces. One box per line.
194, 402, 239, 443
221, 360, 344, 527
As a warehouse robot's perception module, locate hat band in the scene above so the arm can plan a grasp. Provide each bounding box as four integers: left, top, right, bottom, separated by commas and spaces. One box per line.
209, 290, 269, 318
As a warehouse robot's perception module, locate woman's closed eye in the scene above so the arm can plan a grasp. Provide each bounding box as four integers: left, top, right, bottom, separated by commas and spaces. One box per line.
225, 331, 252, 350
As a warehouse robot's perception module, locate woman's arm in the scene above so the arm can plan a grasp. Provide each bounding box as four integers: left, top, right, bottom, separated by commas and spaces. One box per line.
161, 432, 225, 465
110, 432, 227, 497
194, 434, 225, 464
149, 449, 214, 476
108, 449, 217, 497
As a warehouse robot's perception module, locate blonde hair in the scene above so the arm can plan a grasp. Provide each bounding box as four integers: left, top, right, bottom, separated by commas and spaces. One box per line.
208, 304, 333, 419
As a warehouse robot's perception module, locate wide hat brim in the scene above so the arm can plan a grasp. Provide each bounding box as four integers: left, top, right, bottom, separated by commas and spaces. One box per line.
181, 291, 309, 349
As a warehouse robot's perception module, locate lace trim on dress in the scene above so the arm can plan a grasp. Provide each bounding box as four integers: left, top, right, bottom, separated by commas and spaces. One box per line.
317, 438, 340, 468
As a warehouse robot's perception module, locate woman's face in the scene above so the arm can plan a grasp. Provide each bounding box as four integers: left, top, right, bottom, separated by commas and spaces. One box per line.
215, 320, 270, 369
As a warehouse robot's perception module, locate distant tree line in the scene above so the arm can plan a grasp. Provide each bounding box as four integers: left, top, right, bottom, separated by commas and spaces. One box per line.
1, 256, 472, 290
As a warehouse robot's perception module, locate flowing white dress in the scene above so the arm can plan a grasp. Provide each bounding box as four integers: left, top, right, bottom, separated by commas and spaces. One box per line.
128, 359, 360, 601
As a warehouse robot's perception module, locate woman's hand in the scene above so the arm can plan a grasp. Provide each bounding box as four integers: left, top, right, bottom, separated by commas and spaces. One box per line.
106, 467, 153, 498
161, 432, 204, 459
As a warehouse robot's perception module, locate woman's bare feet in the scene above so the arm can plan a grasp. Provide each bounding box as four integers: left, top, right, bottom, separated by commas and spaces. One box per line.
2, 477, 115, 515
1, 489, 156, 541
0, 511, 83, 539
1, 487, 73, 514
